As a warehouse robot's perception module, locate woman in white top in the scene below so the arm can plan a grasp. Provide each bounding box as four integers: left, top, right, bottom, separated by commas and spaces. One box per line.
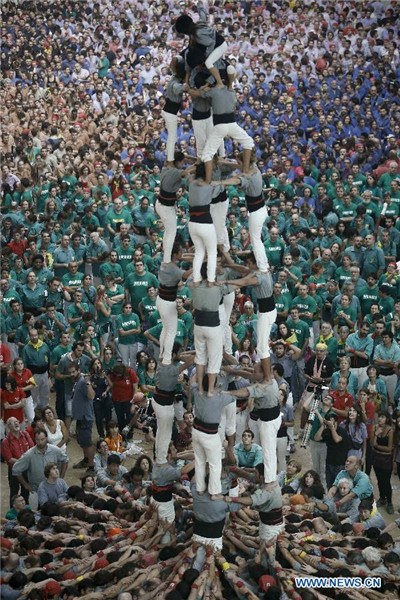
42, 406, 68, 456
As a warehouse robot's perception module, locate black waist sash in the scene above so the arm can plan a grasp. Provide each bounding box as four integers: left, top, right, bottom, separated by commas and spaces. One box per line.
259, 507, 284, 526
194, 309, 220, 327
29, 364, 48, 374
158, 284, 179, 302
164, 98, 181, 114
159, 189, 177, 207
152, 483, 173, 502
193, 417, 219, 435
213, 112, 235, 125
257, 296, 276, 313
153, 388, 174, 406
211, 189, 227, 205
193, 108, 211, 120
258, 405, 280, 422
245, 194, 264, 213
193, 517, 225, 538
350, 355, 370, 368
189, 204, 212, 224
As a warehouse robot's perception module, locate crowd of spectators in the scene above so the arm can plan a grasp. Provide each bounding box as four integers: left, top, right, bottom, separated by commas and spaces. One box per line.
1, 0, 400, 598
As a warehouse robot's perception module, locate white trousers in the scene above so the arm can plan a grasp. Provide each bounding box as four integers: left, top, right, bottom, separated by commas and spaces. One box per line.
205, 41, 228, 69
256, 309, 277, 360
218, 401, 236, 446
218, 291, 235, 354
119, 343, 144, 367
151, 399, 174, 464
258, 414, 281, 483
193, 117, 225, 158
161, 110, 178, 162
153, 498, 175, 524
192, 428, 222, 495
31, 373, 50, 409
248, 207, 269, 272
248, 417, 260, 445
201, 122, 254, 163
210, 200, 230, 251
155, 200, 176, 264
156, 296, 178, 365
189, 221, 217, 283
193, 533, 223, 551
194, 324, 223, 373
235, 408, 249, 443
276, 436, 288, 475
350, 367, 368, 389
259, 521, 285, 543
24, 395, 35, 423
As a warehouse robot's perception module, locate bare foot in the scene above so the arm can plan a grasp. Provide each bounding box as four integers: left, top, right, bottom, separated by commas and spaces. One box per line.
198, 387, 204, 395
198, 490, 205, 496
206, 281, 215, 287
265, 378, 275, 385
193, 281, 201, 287
215, 83, 225, 89
211, 494, 224, 500
207, 390, 215, 397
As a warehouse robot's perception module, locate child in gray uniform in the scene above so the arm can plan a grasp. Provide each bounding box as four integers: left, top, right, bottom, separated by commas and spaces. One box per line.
161, 58, 188, 164
157, 151, 194, 263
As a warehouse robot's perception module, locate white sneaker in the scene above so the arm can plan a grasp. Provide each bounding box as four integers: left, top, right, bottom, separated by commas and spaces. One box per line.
294, 429, 303, 441
122, 426, 130, 436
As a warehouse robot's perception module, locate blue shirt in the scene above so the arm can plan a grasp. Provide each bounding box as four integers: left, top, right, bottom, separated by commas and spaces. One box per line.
332, 469, 373, 499
234, 443, 263, 468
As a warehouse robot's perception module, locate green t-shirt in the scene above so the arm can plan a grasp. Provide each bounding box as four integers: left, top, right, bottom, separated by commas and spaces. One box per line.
115, 312, 141, 345
356, 285, 379, 317
106, 284, 125, 316
290, 295, 317, 327
286, 318, 310, 349
125, 272, 159, 306
334, 267, 352, 289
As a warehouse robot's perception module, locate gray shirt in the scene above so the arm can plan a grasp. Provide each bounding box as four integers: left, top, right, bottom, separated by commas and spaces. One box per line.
201, 87, 236, 115
248, 379, 280, 411
57, 352, 91, 394
165, 76, 186, 104
71, 375, 94, 422
239, 169, 263, 196
96, 465, 128, 487
188, 180, 216, 207
192, 385, 235, 424
156, 363, 180, 391
12, 444, 68, 491
160, 167, 183, 193
152, 464, 182, 487
192, 483, 238, 523
250, 483, 282, 515
253, 271, 274, 300
158, 263, 185, 287
37, 478, 69, 505
190, 281, 234, 312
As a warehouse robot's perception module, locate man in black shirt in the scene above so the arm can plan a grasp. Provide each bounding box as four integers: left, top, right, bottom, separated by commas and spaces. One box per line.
314, 412, 351, 489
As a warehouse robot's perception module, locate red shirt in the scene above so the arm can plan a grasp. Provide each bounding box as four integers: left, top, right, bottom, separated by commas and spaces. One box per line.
1, 430, 34, 466
356, 400, 376, 438
0, 343, 11, 366
109, 368, 138, 402
330, 390, 354, 424
9, 368, 34, 398
7, 238, 27, 258
1, 388, 25, 423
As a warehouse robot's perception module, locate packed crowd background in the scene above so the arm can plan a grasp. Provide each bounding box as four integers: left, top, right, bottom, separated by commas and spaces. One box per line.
2, 0, 400, 599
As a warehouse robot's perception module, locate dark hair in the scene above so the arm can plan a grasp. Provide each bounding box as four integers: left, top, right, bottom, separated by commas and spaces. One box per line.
107, 454, 121, 466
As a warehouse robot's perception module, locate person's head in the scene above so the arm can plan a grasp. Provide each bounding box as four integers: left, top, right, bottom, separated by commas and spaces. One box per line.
286, 459, 302, 478
42, 406, 56, 423
96, 439, 109, 455
315, 343, 328, 360
44, 462, 59, 480
68, 361, 80, 381
34, 428, 48, 450
344, 455, 362, 475
107, 454, 121, 476
11, 494, 27, 513
81, 474, 95, 491
106, 420, 119, 438
301, 470, 321, 489
337, 477, 353, 498
383, 551, 400, 575
135, 454, 153, 474
381, 329, 394, 347
241, 429, 254, 449
377, 410, 392, 427
361, 546, 382, 570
